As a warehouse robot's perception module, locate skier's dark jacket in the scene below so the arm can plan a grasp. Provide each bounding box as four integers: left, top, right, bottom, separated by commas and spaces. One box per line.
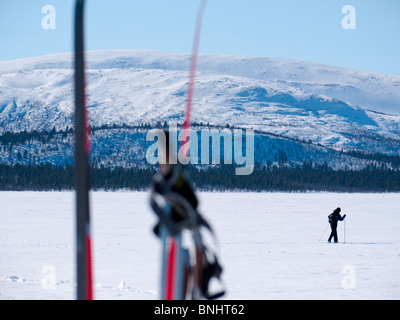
328, 209, 346, 225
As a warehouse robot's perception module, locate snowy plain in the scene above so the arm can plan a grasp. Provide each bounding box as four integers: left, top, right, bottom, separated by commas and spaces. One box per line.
0, 191, 399, 300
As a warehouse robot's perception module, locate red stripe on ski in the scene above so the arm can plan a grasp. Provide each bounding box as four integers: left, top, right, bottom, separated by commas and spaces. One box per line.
166, 238, 177, 300
86, 233, 93, 300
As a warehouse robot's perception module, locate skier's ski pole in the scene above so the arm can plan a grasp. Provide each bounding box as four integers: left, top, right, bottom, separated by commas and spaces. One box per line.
180, 0, 207, 157
344, 217, 346, 244
162, 0, 208, 301
318, 224, 329, 242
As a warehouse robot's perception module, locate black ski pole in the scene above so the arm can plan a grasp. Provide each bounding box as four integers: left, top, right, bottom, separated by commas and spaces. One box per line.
318, 224, 329, 242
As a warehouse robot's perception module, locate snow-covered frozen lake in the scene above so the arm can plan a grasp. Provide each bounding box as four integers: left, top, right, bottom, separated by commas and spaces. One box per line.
0, 191, 399, 300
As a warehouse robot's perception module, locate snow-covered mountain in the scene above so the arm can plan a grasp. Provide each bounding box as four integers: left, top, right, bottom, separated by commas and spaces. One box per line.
0, 49, 399, 167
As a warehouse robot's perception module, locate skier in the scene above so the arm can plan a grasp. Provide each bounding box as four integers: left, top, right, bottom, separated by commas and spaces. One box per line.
328, 208, 346, 243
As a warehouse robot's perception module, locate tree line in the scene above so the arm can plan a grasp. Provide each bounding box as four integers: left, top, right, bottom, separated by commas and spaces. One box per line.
0, 162, 399, 192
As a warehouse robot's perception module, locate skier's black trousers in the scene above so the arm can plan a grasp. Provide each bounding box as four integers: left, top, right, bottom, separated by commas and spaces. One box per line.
328, 222, 338, 242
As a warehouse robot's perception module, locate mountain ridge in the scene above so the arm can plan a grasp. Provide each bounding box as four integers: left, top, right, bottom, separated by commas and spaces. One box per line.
2, 49, 399, 114
0, 50, 399, 159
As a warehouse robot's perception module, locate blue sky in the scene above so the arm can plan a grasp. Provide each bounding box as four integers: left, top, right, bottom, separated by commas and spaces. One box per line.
0, 0, 399, 75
